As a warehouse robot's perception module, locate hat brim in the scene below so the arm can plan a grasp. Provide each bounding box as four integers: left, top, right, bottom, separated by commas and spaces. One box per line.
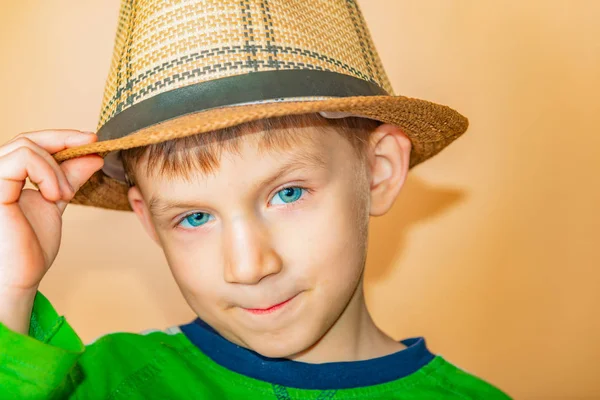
54, 95, 468, 211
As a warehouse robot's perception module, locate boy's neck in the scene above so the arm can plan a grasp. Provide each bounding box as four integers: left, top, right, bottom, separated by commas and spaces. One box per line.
288, 280, 406, 363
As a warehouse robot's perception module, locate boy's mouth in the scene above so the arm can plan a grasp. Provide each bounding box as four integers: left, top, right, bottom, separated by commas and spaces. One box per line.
242, 294, 299, 315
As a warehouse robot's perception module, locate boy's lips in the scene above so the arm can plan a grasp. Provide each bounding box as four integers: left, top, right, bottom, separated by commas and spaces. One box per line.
242, 294, 299, 315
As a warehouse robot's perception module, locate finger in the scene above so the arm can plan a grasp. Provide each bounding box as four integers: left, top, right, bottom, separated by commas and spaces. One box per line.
0, 137, 74, 199
6, 130, 97, 155
56, 155, 104, 213
0, 147, 62, 204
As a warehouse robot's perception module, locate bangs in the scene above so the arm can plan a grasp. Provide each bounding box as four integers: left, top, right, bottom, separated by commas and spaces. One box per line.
120, 113, 380, 186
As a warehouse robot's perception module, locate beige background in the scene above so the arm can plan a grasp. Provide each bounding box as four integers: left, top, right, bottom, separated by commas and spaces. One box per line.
1, 1, 598, 399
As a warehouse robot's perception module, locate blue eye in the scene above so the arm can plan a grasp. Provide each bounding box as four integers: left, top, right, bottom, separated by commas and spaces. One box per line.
271, 187, 304, 205
179, 212, 212, 228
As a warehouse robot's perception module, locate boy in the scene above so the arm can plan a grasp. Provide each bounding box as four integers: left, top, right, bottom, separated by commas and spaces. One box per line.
0, 0, 510, 399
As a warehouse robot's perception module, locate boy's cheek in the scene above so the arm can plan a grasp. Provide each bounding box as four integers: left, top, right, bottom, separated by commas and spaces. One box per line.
171, 264, 226, 317
161, 245, 219, 295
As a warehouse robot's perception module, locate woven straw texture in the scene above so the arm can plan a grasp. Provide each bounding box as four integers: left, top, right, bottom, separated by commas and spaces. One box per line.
97, 0, 393, 128
53, 0, 469, 211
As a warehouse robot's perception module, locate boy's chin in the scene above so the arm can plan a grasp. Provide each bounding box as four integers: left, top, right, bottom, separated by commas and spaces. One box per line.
243, 328, 322, 360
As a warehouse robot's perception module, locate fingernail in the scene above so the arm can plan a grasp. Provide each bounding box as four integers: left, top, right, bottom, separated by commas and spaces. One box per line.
80, 130, 96, 135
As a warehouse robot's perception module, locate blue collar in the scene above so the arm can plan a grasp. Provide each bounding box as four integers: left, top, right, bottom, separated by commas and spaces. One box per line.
180, 318, 435, 390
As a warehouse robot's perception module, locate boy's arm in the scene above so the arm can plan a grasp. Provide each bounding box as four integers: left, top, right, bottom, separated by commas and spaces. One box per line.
0, 130, 104, 398
0, 288, 36, 337
0, 292, 85, 399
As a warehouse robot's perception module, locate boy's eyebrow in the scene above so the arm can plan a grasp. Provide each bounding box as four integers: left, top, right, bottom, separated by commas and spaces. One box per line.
148, 149, 328, 217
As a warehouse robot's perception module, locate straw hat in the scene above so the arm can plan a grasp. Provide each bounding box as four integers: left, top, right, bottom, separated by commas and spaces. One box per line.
54, 0, 468, 211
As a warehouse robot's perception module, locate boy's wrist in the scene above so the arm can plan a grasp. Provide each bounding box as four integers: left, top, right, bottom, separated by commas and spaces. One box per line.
0, 285, 38, 335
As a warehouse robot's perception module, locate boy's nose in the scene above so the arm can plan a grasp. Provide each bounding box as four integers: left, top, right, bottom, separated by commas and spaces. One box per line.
223, 215, 283, 285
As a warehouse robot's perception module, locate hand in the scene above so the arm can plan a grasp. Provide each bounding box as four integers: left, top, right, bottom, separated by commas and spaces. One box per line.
0, 130, 103, 333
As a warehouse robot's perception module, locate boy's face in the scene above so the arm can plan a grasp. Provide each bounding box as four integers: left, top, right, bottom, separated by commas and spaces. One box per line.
129, 125, 391, 359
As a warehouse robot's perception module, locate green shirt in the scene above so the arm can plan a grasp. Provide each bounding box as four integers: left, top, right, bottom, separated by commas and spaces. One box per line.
0, 292, 511, 399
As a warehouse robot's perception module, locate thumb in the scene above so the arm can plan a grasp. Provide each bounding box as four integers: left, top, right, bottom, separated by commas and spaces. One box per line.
56, 155, 104, 213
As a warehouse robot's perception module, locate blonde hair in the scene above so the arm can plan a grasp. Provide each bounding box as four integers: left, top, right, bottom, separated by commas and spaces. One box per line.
120, 113, 380, 186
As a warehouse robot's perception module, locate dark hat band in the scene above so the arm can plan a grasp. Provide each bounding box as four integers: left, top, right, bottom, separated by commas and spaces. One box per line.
97, 70, 388, 141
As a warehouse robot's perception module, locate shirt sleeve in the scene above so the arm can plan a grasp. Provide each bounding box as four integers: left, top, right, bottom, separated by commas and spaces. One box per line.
0, 291, 84, 400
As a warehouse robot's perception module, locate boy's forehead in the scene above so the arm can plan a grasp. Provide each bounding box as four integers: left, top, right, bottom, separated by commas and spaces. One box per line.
214, 137, 330, 179
144, 128, 339, 184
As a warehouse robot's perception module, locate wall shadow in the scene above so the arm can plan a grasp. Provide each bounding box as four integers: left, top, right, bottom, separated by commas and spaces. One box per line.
364, 174, 467, 283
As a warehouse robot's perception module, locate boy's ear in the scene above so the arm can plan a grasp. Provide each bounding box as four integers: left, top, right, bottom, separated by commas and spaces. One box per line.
128, 186, 161, 246
367, 123, 412, 217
